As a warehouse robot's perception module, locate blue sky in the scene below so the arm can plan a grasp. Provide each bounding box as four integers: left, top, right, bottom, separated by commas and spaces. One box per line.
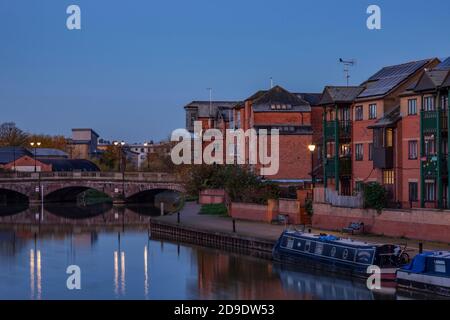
1, 0, 449, 142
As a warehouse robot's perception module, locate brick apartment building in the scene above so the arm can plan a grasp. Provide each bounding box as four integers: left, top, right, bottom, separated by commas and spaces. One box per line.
398, 57, 450, 208
352, 58, 440, 203
320, 57, 450, 209
182, 57, 450, 208
233, 85, 321, 184
319, 86, 365, 195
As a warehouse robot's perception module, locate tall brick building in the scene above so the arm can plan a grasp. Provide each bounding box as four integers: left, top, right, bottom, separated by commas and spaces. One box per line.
233, 85, 319, 183
181, 56, 450, 208
319, 86, 365, 195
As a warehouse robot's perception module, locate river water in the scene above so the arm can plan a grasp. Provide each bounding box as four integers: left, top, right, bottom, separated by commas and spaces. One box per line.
0, 203, 427, 300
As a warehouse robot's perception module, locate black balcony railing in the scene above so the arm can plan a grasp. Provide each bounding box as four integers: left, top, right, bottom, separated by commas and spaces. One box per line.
324, 157, 351, 177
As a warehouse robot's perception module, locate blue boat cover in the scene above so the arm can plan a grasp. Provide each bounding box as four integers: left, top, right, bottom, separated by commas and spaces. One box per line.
402, 252, 433, 273
319, 235, 339, 242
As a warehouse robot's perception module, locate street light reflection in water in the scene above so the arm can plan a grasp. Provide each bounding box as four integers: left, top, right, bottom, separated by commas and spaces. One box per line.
0, 204, 417, 300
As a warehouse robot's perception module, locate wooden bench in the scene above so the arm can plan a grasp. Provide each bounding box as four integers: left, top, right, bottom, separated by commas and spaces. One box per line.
342, 222, 365, 235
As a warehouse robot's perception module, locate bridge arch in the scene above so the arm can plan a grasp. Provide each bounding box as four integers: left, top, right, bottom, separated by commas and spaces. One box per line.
44, 185, 113, 203
0, 187, 30, 204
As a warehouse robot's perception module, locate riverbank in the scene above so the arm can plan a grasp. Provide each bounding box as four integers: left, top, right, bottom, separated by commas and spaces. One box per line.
152, 202, 450, 257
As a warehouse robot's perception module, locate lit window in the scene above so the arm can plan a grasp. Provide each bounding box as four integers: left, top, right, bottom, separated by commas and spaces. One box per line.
383, 170, 395, 185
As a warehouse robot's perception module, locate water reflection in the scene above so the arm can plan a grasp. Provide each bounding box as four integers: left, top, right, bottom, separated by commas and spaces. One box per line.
0, 204, 406, 300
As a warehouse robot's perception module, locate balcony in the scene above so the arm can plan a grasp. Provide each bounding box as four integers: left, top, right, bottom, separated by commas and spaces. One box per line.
324, 157, 352, 177
324, 121, 337, 141
373, 146, 394, 169
339, 121, 352, 138
421, 110, 448, 134
324, 120, 351, 141
421, 156, 448, 179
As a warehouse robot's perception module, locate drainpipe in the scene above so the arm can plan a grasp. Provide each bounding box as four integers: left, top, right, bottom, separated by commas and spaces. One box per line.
447, 88, 450, 209
436, 90, 443, 209
323, 108, 327, 189
420, 94, 425, 208
334, 105, 340, 192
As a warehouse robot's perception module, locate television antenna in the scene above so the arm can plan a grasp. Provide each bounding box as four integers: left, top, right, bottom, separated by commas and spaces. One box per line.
339, 58, 357, 86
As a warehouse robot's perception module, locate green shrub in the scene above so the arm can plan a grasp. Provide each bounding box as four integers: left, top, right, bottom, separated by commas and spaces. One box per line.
184, 164, 280, 205
200, 203, 228, 216
305, 198, 313, 216
363, 182, 387, 212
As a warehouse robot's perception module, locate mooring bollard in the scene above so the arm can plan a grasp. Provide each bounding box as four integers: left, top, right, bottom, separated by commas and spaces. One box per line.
177, 212, 180, 224
232, 219, 236, 233
419, 242, 423, 254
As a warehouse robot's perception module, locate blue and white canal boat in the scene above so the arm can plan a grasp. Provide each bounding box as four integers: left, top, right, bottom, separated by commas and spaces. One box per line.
397, 251, 450, 297
273, 230, 407, 279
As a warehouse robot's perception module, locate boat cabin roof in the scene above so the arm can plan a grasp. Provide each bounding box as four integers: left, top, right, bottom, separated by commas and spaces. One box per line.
284, 230, 379, 248
426, 251, 450, 259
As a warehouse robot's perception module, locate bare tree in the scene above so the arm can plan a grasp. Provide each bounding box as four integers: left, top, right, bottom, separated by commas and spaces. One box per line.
0, 122, 29, 147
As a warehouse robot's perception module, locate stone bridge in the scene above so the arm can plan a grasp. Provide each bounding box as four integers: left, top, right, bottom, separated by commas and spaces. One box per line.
0, 171, 184, 204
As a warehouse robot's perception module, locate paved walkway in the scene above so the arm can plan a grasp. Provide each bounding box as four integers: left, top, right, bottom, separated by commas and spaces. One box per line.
156, 202, 450, 254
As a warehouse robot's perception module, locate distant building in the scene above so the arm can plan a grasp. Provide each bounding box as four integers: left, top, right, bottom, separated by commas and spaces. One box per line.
234, 85, 319, 184
33, 148, 68, 159
0, 147, 32, 167
0, 147, 69, 171
184, 101, 239, 133
2, 155, 99, 172
129, 141, 174, 169
67, 128, 100, 159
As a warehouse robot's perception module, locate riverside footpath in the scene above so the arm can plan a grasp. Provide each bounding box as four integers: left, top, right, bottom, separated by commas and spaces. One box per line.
152, 201, 450, 256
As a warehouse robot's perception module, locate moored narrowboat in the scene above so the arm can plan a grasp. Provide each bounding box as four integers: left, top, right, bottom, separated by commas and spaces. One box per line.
397, 251, 450, 297
273, 230, 408, 280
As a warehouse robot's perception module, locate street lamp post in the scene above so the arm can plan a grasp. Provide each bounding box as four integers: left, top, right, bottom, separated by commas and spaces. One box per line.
308, 144, 316, 188
143, 142, 150, 170
30, 142, 42, 172
114, 141, 126, 197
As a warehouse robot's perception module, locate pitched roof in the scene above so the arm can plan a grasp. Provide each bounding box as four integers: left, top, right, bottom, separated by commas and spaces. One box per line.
358, 59, 433, 99
0, 147, 32, 164
318, 86, 365, 105
295, 93, 322, 106
436, 57, 450, 71
252, 85, 309, 107
246, 90, 267, 101
368, 106, 401, 129
443, 72, 450, 87
29, 148, 68, 158
38, 159, 100, 172
414, 69, 450, 91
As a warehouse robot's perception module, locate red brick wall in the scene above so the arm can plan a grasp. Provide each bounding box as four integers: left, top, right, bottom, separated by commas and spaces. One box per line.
313, 202, 450, 243
399, 94, 422, 207
230, 202, 271, 222
3, 156, 52, 172
199, 189, 227, 205
352, 99, 384, 187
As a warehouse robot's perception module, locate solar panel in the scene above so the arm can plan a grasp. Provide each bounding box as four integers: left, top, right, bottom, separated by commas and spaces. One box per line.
437, 57, 450, 70
360, 60, 430, 97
